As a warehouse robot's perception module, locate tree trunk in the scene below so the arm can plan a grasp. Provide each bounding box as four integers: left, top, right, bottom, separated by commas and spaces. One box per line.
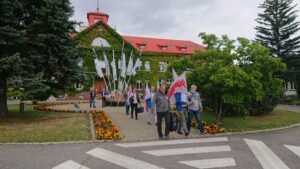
214, 97, 219, 120
0, 78, 10, 118
217, 101, 223, 125
296, 75, 300, 99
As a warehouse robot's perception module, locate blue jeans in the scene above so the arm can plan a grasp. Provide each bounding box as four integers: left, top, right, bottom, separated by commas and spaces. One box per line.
178, 108, 189, 134
187, 109, 204, 133
90, 98, 96, 108
125, 103, 130, 115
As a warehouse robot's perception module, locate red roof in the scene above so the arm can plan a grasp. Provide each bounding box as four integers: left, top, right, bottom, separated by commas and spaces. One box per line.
123, 35, 205, 55
87, 11, 109, 17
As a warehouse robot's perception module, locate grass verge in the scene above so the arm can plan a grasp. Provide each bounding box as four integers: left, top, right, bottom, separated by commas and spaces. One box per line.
0, 104, 91, 143
201, 109, 300, 132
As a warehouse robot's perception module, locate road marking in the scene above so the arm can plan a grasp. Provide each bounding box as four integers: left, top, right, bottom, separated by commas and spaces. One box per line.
52, 160, 89, 169
244, 138, 290, 169
115, 137, 228, 148
142, 145, 231, 156
86, 147, 164, 169
178, 158, 236, 169
285, 145, 300, 157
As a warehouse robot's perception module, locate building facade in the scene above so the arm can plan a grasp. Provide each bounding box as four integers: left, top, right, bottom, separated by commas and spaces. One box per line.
72, 7, 205, 92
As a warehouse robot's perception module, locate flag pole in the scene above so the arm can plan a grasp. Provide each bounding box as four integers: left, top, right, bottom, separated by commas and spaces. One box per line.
117, 41, 125, 105
123, 49, 143, 94
93, 48, 109, 93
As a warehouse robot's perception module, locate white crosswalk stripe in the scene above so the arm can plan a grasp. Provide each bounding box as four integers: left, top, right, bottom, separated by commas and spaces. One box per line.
178, 158, 236, 169
52, 160, 90, 169
142, 145, 231, 156
52, 137, 296, 169
86, 147, 164, 169
118, 137, 235, 169
244, 138, 290, 169
115, 137, 228, 148
285, 145, 300, 157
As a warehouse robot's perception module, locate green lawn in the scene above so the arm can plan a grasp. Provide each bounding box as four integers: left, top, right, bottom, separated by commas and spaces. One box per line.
291, 99, 300, 105
1, 104, 300, 143
201, 109, 300, 132
0, 104, 91, 143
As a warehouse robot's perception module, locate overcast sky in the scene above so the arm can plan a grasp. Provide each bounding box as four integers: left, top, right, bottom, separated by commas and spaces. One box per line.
70, 0, 300, 44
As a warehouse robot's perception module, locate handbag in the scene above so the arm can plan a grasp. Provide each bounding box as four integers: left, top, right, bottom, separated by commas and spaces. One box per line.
169, 112, 178, 132
136, 104, 144, 113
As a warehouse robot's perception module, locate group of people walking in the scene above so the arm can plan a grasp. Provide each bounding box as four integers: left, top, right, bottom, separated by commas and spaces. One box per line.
124, 83, 204, 140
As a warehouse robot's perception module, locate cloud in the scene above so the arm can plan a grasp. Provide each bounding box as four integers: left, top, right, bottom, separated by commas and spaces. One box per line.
70, 0, 300, 43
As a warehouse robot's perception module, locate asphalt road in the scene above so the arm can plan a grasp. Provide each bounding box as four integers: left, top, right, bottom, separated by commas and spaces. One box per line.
0, 125, 299, 169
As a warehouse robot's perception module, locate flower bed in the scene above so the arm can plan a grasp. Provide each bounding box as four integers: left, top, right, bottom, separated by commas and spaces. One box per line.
172, 111, 227, 135
33, 102, 89, 112
191, 120, 227, 134
90, 110, 122, 140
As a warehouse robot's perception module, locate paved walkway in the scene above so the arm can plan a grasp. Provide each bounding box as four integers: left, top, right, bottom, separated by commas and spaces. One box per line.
276, 104, 300, 113
50, 101, 202, 141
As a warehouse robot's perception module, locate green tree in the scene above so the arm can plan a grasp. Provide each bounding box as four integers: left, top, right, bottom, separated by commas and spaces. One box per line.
256, 0, 300, 57
0, 0, 82, 117
166, 57, 194, 81
255, 0, 300, 97
0, 0, 24, 117
189, 33, 285, 124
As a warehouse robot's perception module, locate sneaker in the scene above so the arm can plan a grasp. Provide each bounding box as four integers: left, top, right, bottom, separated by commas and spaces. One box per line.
164, 136, 169, 140
177, 131, 183, 135
159, 137, 163, 140
185, 132, 189, 137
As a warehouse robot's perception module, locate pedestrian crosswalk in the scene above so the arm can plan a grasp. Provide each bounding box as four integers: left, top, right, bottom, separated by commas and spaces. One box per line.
284, 144, 300, 157
244, 138, 290, 169
86, 147, 164, 169
52, 137, 300, 169
142, 145, 231, 156
115, 137, 228, 148
178, 158, 236, 169
52, 160, 90, 169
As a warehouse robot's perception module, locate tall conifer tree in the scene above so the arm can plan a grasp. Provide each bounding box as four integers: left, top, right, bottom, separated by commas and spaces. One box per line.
256, 0, 300, 98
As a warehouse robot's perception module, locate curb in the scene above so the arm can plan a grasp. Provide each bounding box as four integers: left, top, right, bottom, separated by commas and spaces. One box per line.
89, 112, 96, 141
1, 122, 300, 145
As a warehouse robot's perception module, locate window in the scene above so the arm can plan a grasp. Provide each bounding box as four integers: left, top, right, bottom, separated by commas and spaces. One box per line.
144, 80, 149, 89
159, 79, 165, 86
162, 46, 167, 51
180, 47, 187, 52
75, 83, 83, 90
91, 37, 111, 47
291, 82, 296, 90
159, 62, 167, 72
137, 60, 142, 71
140, 45, 146, 49
166, 79, 173, 86
284, 81, 296, 90
145, 61, 150, 71
283, 82, 287, 90
136, 80, 142, 90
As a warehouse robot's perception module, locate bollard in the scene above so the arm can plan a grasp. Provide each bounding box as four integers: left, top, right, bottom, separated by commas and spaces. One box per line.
19, 101, 25, 114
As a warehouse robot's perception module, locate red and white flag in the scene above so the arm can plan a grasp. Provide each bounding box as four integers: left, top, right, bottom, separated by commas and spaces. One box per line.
167, 71, 187, 105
